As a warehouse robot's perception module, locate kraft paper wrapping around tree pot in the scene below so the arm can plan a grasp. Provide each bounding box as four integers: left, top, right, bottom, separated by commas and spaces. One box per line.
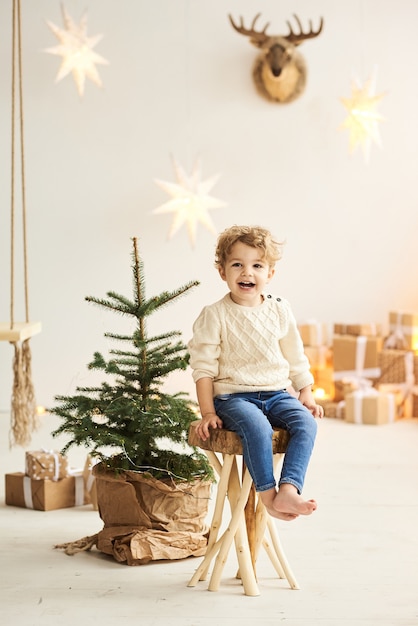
92, 463, 211, 565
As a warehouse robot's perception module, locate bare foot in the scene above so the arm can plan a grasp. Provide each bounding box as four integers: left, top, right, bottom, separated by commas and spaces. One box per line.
273, 484, 317, 517
259, 488, 299, 522
263, 505, 299, 521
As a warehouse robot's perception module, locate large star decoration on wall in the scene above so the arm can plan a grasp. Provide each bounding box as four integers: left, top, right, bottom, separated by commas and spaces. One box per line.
45, 5, 108, 97
340, 74, 386, 162
153, 158, 227, 248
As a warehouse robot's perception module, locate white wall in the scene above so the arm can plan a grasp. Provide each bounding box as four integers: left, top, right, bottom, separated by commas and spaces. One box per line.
1, 0, 418, 416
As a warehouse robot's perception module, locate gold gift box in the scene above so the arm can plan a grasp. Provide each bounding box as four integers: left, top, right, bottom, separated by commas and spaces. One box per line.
304, 346, 332, 370
333, 323, 382, 337
316, 399, 345, 419
377, 349, 414, 385
25, 450, 69, 481
298, 321, 328, 347
345, 391, 396, 425
332, 335, 383, 380
5, 472, 89, 511
388, 312, 418, 351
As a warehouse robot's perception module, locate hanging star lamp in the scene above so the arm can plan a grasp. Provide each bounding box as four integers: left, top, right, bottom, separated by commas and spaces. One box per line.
44, 3, 108, 97
153, 157, 227, 248
340, 70, 386, 162
0, 0, 41, 447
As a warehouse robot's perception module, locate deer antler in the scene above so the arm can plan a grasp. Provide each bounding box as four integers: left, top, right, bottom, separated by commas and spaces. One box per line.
285, 14, 324, 44
228, 13, 270, 46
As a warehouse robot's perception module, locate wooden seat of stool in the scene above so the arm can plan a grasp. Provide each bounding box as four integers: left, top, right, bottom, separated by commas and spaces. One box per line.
188, 420, 299, 596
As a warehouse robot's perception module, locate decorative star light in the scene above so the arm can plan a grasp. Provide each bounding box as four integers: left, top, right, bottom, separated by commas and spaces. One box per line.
153, 157, 227, 247
340, 72, 386, 162
45, 5, 108, 97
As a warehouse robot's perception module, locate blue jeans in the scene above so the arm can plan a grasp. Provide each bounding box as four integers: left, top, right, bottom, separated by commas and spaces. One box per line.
213, 390, 317, 494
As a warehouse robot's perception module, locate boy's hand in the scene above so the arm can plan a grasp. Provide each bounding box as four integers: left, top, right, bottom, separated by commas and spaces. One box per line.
195, 413, 223, 441
299, 387, 324, 418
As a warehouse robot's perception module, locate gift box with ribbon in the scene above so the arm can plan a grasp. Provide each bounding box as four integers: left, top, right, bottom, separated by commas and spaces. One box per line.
304, 345, 332, 370
376, 350, 415, 418
298, 320, 329, 347
5, 471, 89, 511
25, 449, 69, 481
333, 323, 382, 337
332, 335, 383, 383
83, 455, 99, 510
385, 312, 418, 351
316, 398, 345, 419
345, 388, 396, 425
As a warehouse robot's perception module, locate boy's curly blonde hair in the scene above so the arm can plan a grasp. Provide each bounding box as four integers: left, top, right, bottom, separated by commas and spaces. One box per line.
215, 225, 283, 269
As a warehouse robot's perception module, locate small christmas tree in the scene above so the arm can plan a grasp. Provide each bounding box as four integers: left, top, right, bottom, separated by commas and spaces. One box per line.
51, 237, 212, 483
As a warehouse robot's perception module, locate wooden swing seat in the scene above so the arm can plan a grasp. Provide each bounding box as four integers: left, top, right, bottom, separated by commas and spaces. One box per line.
0, 321, 41, 342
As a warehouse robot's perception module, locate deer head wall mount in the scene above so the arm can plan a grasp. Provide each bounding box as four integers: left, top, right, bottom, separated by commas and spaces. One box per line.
228, 13, 324, 104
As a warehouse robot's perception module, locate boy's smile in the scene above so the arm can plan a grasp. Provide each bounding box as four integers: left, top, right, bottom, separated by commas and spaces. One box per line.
219, 241, 275, 307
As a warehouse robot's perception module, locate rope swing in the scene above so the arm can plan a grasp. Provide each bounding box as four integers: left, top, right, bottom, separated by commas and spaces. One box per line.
0, 0, 41, 447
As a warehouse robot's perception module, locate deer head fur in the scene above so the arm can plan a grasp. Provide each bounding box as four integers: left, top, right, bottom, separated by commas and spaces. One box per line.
228, 13, 324, 104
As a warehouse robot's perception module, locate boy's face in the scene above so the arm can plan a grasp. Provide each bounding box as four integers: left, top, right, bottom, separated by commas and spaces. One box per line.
218, 241, 275, 307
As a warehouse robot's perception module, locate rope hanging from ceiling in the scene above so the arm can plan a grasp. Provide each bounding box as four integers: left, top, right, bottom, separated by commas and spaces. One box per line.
1, 0, 41, 446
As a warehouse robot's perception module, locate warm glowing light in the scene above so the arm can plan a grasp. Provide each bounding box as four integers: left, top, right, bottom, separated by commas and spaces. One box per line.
45, 5, 108, 97
36, 405, 47, 416
313, 388, 327, 400
340, 71, 385, 162
153, 157, 227, 248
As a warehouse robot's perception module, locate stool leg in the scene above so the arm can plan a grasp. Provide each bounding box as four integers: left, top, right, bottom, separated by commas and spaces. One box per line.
188, 452, 234, 586
208, 468, 260, 596
266, 517, 300, 590
200, 452, 234, 581
248, 452, 284, 573
253, 452, 299, 589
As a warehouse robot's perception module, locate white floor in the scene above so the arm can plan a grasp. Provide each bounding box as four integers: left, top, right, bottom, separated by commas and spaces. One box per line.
1, 411, 418, 626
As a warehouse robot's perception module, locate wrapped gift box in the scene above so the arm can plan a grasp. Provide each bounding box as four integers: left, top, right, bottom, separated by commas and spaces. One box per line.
345, 390, 396, 425
334, 323, 382, 337
305, 346, 332, 370
316, 399, 345, 419
298, 321, 328, 347
25, 450, 69, 481
377, 383, 412, 418
83, 455, 99, 511
334, 379, 358, 402
5, 472, 89, 511
377, 349, 414, 385
388, 312, 418, 351
332, 335, 383, 381
413, 393, 418, 417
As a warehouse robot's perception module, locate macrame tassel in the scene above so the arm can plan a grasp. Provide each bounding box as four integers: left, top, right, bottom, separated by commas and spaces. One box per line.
10, 338, 38, 447
54, 534, 99, 556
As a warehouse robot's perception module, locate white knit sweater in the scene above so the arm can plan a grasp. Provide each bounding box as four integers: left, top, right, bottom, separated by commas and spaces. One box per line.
188, 293, 314, 397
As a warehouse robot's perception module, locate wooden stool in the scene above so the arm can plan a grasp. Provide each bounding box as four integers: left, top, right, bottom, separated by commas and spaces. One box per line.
188, 420, 299, 596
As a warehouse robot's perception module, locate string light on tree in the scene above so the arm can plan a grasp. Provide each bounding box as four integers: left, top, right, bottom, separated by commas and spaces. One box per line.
153, 157, 227, 248
45, 4, 108, 97
340, 71, 386, 162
